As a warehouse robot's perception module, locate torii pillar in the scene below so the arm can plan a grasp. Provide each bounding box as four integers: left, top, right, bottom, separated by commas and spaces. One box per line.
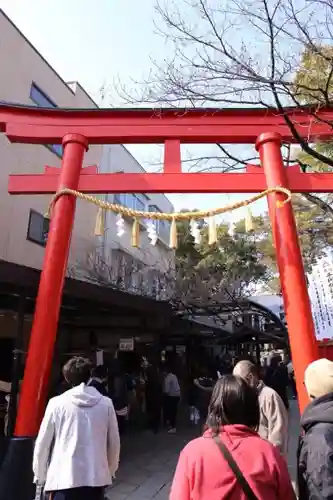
256, 133, 318, 406
0, 134, 88, 500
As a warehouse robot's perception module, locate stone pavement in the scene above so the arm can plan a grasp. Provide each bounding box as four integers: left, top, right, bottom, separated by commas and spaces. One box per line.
106, 400, 300, 500
106, 427, 196, 500
287, 398, 300, 488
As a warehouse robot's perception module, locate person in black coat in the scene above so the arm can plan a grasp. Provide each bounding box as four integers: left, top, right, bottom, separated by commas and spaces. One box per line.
88, 365, 108, 397
265, 355, 289, 410
109, 363, 128, 435
298, 358, 333, 500
145, 363, 163, 433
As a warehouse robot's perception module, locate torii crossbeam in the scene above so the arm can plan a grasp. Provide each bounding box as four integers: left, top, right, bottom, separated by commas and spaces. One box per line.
8, 164, 333, 194
0, 102, 331, 499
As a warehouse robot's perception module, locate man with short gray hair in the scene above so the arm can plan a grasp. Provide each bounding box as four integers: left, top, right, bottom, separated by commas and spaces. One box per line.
233, 360, 288, 458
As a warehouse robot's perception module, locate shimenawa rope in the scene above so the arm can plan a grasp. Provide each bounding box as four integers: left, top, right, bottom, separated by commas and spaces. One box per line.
46, 186, 292, 248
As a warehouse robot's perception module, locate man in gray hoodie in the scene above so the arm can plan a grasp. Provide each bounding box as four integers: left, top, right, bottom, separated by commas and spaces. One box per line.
233, 360, 288, 458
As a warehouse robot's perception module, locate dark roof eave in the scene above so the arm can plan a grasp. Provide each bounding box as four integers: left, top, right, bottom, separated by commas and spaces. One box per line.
0, 259, 171, 315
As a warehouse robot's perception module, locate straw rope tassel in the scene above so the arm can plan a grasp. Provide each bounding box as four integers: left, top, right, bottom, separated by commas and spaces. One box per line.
46, 186, 292, 247
47, 187, 291, 223
208, 215, 217, 245
131, 218, 140, 247
169, 217, 178, 249
245, 208, 254, 232
94, 207, 105, 236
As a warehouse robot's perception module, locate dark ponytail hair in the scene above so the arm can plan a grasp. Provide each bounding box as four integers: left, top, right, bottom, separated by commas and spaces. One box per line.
206, 374, 260, 435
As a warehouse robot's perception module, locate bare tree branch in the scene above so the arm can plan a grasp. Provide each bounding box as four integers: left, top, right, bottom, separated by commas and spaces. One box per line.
114, 0, 333, 194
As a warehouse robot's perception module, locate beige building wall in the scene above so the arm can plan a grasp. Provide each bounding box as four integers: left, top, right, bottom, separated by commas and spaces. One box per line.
0, 11, 176, 379
0, 9, 175, 304
0, 10, 101, 271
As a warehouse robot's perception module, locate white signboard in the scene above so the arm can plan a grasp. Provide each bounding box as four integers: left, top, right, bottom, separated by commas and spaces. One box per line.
96, 350, 104, 366
119, 338, 134, 351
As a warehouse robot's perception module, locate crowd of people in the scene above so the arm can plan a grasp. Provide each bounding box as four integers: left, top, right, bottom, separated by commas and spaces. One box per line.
48, 356, 182, 437
30, 353, 333, 499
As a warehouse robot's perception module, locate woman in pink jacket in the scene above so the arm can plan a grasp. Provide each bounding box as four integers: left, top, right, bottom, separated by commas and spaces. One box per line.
170, 375, 295, 500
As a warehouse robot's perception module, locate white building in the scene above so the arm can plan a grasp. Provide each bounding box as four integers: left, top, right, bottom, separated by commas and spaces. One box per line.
0, 9, 102, 272
0, 8, 174, 300
308, 250, 333, 340
69, 144, 174, 299
0, 9, 174, 375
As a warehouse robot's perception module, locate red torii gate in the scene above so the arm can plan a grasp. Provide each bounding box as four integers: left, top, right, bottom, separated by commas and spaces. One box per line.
0, 102, 332, 496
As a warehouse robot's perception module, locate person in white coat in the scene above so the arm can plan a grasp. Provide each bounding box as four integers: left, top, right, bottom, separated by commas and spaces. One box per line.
163, 363, 181, 434
33, 357, 120, 500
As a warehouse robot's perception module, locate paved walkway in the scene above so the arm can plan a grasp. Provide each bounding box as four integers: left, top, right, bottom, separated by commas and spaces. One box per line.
106, 427, 194, 500
107, 400, 300, 500
287, 398, 300, 488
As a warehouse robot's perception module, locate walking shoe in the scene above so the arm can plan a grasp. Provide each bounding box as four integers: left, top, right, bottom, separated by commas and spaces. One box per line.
168, 428, 177, 434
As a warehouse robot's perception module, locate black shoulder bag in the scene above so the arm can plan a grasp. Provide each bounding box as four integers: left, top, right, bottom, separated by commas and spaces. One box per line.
213, 436, 258, 500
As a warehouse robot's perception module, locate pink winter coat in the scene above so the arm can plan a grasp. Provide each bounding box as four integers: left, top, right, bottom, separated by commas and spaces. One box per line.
170, 425, 295, 500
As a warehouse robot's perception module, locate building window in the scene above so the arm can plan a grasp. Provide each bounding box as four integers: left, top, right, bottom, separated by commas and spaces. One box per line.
112, 196, 170, 242
30, 83, 63, 157
159, 219, 171, 242
149, 205, 160, 232
27, 210, 49, 247
46, 143, 63, 157
149, 205, 170, 241
30, 83, 57, 108
114, 193, 147, 211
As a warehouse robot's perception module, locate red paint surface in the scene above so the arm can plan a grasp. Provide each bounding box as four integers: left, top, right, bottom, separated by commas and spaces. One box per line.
318, 340, 333, 361
43, 165, 98, 175
256, 132, 318, 413
1, 103, 333, 144
14, 134, 88, 437
8, 165, 333, 195
164, 140, 181, 173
